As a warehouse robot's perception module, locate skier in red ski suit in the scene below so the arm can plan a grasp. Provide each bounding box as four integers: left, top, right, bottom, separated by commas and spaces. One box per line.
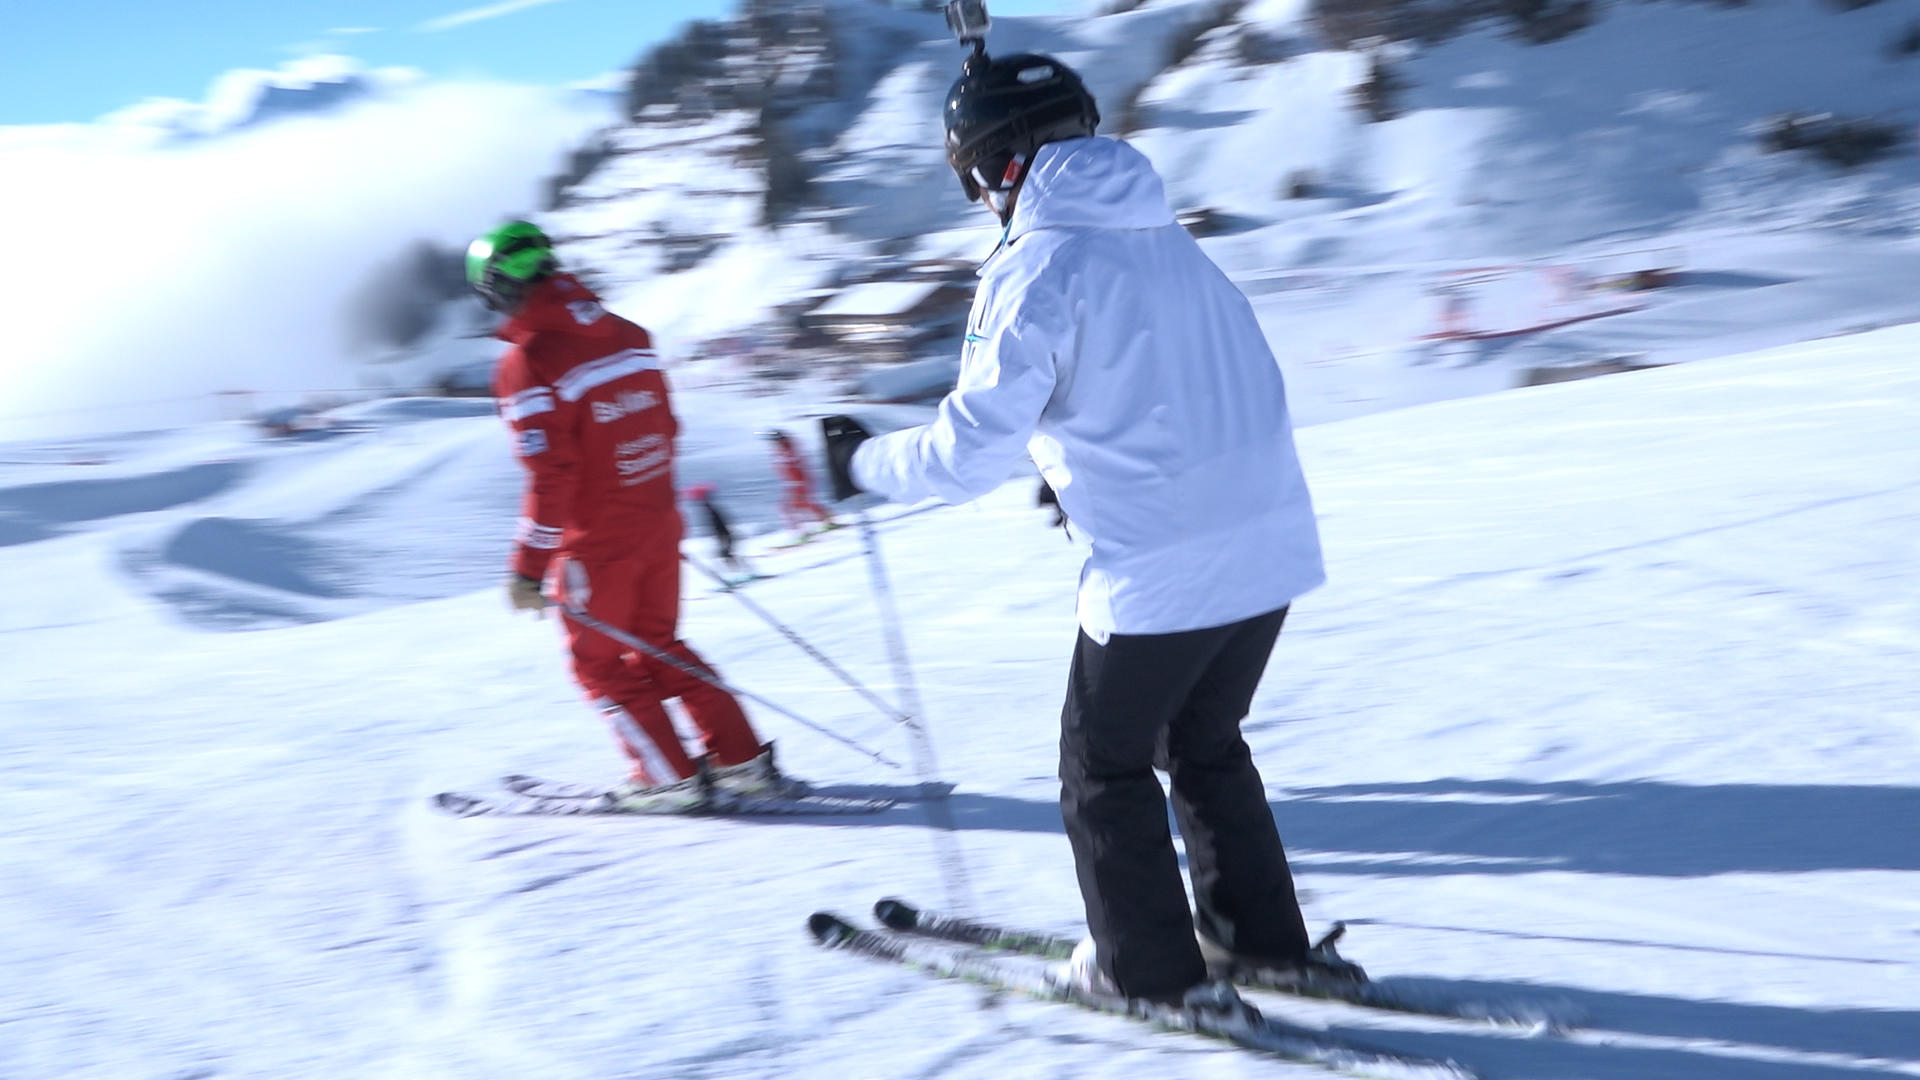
479, 229, 765, 788
765, 429, 832, 532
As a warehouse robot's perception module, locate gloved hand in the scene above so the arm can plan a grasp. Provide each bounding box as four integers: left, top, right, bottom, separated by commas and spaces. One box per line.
506, 574, 549, 616
1036, 479, 1068, 530
819, 414, 872, 502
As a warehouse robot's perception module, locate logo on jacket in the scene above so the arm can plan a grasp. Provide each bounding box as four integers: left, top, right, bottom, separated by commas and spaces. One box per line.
591, 389, 660, 424
614, 433, 670, 486
517, 429, 548, 457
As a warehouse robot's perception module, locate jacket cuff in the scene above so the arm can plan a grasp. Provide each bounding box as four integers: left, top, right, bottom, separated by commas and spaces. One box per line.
512, 516, 563, 580
512, 546, 554, 581
848, 438, 878, 497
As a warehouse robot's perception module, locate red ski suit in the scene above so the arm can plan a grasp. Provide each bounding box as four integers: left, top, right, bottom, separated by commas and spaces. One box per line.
493, 274, 760, 784
771, 436, 829, 530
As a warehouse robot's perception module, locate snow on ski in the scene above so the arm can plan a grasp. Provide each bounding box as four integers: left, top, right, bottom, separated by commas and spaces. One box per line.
430, 787, 892, 818
808, 912, 1475, 1080
499, 774, 606, 799
872, 898, 1575, 1031
701, 571, 777, 594
502, 771, 816, 801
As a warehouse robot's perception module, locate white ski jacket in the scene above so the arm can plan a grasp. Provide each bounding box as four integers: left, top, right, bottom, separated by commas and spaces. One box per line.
851, 136, 1324, 642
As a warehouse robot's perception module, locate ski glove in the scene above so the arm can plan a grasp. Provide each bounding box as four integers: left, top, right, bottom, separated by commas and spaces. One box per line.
507, 574, 549, 616
1036, 479, 1069, 531
820, 414, 871, 502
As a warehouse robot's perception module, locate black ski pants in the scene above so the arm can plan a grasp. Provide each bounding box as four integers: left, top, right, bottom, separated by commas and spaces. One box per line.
701, 499, 738, 566
1058, 605, 1310, 1002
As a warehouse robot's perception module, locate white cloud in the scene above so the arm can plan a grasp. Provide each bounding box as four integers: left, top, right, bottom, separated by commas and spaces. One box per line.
325, 26, 382, 35
97, 55, 425, 142
567, 70, 630, 93
0, 75, 609, 440
415, 0, 570, 33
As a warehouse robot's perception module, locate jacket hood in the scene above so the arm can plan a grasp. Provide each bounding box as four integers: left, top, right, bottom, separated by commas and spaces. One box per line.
498, 273, 616, 344
1005, 137, 1175, 243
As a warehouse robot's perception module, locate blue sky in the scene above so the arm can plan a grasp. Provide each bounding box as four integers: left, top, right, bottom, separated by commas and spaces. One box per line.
4, 0, 1074, 125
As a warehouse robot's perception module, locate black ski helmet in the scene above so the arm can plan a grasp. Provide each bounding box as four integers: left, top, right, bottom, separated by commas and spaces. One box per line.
944, 52, 1099, 205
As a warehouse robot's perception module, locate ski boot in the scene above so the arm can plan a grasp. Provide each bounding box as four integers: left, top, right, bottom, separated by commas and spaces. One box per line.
1199, 922, 1368, 989
607, 758, 734, 813
710, 742, 810, 798
1052, 936, 1262, 1031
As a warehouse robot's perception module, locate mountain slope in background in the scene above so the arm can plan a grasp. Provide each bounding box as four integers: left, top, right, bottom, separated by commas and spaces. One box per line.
454, 0, 1920, 421
16, 0, 1915, 441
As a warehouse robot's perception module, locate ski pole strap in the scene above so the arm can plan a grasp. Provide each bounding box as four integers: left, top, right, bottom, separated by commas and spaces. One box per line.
683, 552, 915, 729
562, 604, 904, 771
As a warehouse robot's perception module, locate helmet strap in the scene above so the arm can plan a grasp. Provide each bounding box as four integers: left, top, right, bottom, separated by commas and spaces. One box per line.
483, 266, 550, 313
982, 153, 1028, 223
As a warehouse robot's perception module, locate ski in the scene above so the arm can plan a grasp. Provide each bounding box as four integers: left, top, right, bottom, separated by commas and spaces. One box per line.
500, 774, 605, 799
872, 898, 1573, 1031
502, 769, 815, 801
708, 571, 776, 593
809, 912, 1474, 1080
431, 787, 892, 818
762, 520, 846, 552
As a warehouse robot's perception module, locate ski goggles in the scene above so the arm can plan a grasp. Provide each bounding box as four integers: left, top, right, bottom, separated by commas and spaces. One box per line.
966, 152, 1028, 216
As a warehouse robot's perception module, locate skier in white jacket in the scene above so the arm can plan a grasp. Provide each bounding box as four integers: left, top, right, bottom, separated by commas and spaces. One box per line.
821, 50, 1356, 1011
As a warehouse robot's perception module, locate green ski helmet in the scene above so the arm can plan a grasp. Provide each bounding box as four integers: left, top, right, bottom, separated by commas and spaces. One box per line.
466, 220, 558, 312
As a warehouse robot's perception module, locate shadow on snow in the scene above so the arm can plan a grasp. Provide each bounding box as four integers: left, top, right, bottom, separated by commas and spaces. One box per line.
865, 778, 1920, 877
851, 781, 1920, 1069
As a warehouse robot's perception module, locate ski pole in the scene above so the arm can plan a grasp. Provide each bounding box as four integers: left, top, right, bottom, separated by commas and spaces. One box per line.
853, 506, 975, 913
684, 552, 913, 728
561, 604, 904, 771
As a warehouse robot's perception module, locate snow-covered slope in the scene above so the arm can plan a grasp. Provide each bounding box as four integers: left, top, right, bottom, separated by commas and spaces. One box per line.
6, 3, 1919, 1075
3, 323, 1916, 1080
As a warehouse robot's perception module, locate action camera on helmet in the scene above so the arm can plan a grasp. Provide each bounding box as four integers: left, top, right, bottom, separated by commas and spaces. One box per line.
939, 1, 1100, 215
946, 0, 991, 46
